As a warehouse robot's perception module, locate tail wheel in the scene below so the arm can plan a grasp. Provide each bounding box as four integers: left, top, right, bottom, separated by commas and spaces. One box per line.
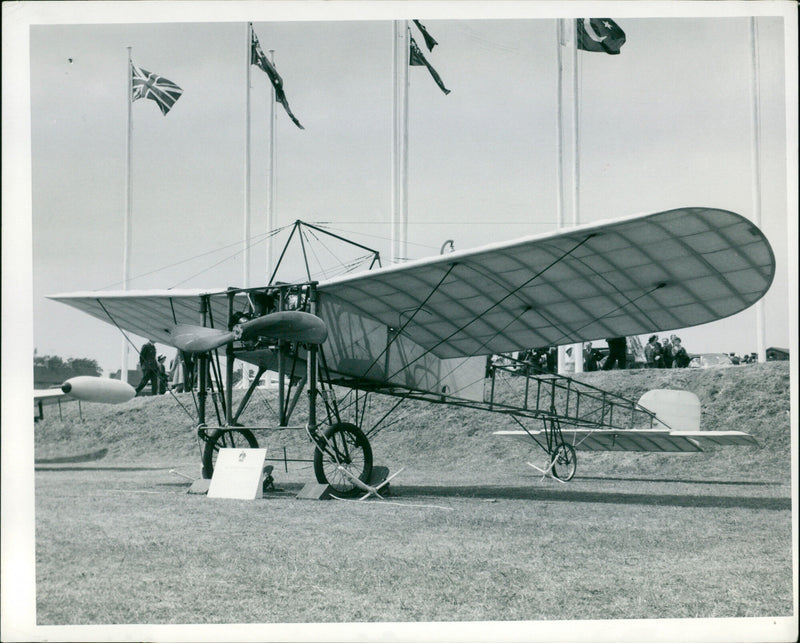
313, 422, 373, 497
551, 442, 577, 481
201, 428, 258, 479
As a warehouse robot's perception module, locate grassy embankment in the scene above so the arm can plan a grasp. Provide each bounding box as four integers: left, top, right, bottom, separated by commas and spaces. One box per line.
35, 361, 792, 483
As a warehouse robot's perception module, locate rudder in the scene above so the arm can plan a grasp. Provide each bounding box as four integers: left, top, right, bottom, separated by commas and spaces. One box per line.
638, 389, 701, 431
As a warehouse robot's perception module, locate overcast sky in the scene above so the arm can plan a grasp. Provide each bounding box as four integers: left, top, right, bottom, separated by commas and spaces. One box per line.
9, 3, 799, 374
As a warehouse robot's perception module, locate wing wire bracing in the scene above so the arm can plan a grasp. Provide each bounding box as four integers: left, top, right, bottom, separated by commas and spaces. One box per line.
269, 220, 383, 286
315, 207, 775, 359
457, 252, 611, 346
382, 233, 597, 379
92, 297, 201, 424
316, 224, 710, 441
352, 263, 459, 386
300, 225, 378, 281
325, 299, 653, 445
545, 282, 669, 348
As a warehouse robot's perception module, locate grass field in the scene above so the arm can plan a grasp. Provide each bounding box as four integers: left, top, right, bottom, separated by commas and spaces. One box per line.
31, 362, 795, 635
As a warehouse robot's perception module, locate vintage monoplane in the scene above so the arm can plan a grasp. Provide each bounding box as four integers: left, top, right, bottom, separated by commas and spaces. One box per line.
48, 207, 774, 495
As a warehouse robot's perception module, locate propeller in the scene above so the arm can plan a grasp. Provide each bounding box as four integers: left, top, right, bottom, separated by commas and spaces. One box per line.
61, 376, 136, 404
167, 310, 328, 354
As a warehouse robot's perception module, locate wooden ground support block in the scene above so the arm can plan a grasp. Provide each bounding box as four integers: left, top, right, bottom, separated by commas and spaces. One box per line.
369, 466, 391, 495
188, 478, 211, 495
296, 482, 332, 500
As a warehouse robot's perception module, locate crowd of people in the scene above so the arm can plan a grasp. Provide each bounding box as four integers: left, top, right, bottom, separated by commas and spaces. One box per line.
644, 334, 691, 369
729, 352, 759, 365
134, 331, 760, 395
511, 334, 693, 374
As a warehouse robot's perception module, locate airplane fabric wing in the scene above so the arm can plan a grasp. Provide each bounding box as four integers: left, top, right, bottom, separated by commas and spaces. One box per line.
46, 288, 244, 347
493, 429, 759, 452
668, 431, 761, 448
34, 389, 68, 401
316, 208, 775, 359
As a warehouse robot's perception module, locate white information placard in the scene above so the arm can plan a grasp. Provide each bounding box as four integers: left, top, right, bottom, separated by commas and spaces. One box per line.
207, 448, 268, 500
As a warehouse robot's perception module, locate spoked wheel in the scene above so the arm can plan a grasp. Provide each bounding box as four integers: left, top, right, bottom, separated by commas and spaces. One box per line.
201, 428, 258, 479
550, 442, 577, 481
313, 422, 373, 497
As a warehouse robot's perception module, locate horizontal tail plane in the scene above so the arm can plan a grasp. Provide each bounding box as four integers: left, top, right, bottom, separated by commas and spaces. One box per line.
494, 389, 759, 452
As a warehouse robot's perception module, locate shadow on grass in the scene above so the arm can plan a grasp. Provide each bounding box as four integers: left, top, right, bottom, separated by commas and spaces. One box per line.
391, 484, 791, 510
33, 469, 790, 510
34, 448, 108, 464
35, 465, 174, 472
575, 475, 784, 486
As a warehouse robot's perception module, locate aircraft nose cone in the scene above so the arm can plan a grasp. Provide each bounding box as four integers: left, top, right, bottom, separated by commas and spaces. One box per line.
61, 382, 72, 394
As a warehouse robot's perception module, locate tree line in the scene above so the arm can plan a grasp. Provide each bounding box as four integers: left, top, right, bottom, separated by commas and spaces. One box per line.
34, 352, 102, 378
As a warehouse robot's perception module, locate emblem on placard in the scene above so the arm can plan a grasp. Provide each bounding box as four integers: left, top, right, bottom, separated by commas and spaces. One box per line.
238, 451, 247, 462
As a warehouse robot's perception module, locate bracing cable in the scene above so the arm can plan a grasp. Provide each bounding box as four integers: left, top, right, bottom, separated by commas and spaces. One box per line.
382, 233, 596, 383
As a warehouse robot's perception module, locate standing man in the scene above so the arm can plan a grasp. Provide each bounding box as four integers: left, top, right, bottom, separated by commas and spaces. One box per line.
584, 342, 598, 371
603, 337, 628, 371
135, 340, 159, 396
661, 336, 674, 369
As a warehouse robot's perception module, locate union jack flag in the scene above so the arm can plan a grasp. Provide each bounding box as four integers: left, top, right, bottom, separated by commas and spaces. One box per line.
130, 63, 183, 115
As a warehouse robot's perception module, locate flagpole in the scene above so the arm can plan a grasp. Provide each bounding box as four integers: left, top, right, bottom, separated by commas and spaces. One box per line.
401, 24, 409, 265
571, 19, 584, 373
121, 46, 133, 383
555, 20, 566, 231
391, 20, 409, 264
749, 17, 766, 363
555, 20, 568, 374
391, 21, 398, 262
244, 22, 252, 288
267, 49, 276, 277
571, 19, 580, 230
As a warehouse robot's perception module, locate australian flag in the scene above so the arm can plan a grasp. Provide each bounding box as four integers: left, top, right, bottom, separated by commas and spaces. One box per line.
409, 36, 450, 95
251, 30, 304, 129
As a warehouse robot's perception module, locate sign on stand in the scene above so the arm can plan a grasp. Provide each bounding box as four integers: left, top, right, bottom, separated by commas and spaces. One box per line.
207, 448, 268, 500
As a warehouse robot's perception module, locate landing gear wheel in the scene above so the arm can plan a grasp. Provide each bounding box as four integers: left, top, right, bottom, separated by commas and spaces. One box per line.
201, 428, 258, 479
550, 442, 577, 481
313, 422, 373, 498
